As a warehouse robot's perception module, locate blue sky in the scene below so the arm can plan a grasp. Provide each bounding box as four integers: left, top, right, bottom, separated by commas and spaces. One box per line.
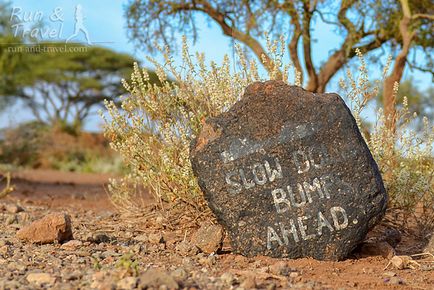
2, 0, 432, 131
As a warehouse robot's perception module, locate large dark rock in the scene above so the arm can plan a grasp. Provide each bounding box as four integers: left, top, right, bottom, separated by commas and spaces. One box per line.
190, 81, 387, 260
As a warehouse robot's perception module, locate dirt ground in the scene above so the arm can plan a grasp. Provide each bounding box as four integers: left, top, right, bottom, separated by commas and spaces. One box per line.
0, 170, 433, 289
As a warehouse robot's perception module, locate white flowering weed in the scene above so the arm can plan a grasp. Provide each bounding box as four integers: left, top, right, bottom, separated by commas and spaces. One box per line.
103, 39, 433, 228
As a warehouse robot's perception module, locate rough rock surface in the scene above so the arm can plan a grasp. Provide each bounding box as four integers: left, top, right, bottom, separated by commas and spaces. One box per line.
190, 81, 387, 260
17, 212, 73, 243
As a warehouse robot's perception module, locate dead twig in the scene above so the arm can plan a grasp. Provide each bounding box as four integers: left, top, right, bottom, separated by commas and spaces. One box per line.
0, 172, 14, 199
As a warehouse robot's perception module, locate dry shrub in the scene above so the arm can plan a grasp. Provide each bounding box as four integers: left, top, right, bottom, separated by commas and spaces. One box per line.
0, 122, 121, 173
341, 49, 434, 232
102, 35, 297, 219
103, 40, 433, 228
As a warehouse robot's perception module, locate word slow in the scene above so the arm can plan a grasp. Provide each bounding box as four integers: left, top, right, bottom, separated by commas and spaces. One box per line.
225, 158, 282, 194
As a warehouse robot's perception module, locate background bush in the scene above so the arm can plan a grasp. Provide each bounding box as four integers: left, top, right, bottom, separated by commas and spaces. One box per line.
0, 121, 123, 174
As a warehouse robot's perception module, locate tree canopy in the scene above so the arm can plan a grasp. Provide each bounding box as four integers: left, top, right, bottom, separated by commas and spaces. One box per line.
1, 43, 147, 131
0, 1, 23, 111
125, 0, 433, 130
126, 0, 432, 91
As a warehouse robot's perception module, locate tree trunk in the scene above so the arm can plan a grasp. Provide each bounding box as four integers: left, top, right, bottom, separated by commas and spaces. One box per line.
383, 0, 414, 132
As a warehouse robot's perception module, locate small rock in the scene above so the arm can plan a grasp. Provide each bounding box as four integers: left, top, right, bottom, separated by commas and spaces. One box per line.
26, 272, 56, 286
88, 233, 111, 244
171, 268, 188, 283
175, 240, 199, 256
61, 240, 83, 250
134, 234, 148, 243
148, 232, 164, 244
388, 277, 405, 285
181, 257, 195, 268
240, 274, 256, 289
220, 272, 235, 285
64, 270, 82, 281
5, 215, 16, 225
269, 261, 290, 276
139, 268, 178, 289
132, 244, 142, 253
117, 277, 138, 290
198, 254, 217, 267
155, 215, 165, 228
0, 245, 9, 256
17, 213, 73, 243
5, 204, 24, 214
91, 271, 113, 289
289, 272, 299, 278
17, 212, 31, 224
191, 223, 223, 254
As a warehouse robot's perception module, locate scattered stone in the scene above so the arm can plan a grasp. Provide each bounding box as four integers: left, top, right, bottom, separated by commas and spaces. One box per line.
424, 234, 434, 253
175, 240, 199, 256
190, 81, 387, 260
134, 234, 148, 243
5, 204, 24, 214
139, 268, 179, 289
155, 215, 166, 228
63, 270, 82, 281
148, 232, 164, 244
17, 212, 31, 224
5, 215, 16, 225
91, 271, 114, 289
17, 213, 73, 244
87, 232, 111, 244
191, 223, 223, 254
26, 272, 56, 286
240, 274, 256, 289
269, 261, 290, 276
171, 268, 188, 283
61, 240, 83, 250
387, 277, 405, 285
220, 272, 235, 285
198, 254, 217, 267
117, 276, 138, 290
0, 245, 9, 256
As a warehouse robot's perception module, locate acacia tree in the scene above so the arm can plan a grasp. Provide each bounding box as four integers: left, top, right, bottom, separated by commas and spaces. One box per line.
2, 43, 159, 131
0, 1, 24, 111
6, 43, 134, 130
125, 0, 433, 130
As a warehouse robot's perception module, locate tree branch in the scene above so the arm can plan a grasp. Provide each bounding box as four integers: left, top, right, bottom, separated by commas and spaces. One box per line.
168, 0, 280, 75
302, 1, 318, 91
284, 1, 303, 84
412, 13, 434, 20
